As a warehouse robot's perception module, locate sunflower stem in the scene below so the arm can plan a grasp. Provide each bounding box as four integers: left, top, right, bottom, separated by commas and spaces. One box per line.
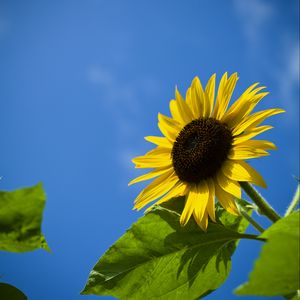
284, 184, 300, 216
237, 204, 265, 233
240, 182, 281, 223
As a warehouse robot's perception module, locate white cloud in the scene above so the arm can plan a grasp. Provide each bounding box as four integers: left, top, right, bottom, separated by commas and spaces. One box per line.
87, 65, 160, 172
233, 0, 275, 48
87, 65, 144, 117
87, 65, 160, 124
275, 41, 299, 121
233, 0, 299, 125
280, 43, 299, 99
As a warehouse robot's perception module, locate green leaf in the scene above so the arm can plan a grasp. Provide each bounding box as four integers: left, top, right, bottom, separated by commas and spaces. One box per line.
0, 283, 27, 300
285, 291, 300, 300
82, 197, 254, 299
235, 211, 300, 297
0, 183, 50, 252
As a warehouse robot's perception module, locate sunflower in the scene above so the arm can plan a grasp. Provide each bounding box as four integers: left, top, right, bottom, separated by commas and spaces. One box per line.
129, 73, 284, 230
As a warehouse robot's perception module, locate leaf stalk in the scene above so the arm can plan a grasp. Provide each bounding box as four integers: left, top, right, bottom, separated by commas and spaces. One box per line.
236, 203, 265, 233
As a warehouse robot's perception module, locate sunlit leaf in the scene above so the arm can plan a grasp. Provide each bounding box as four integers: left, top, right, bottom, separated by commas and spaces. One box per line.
235, 211, 300, 296
82, 197, 254, 299
0, 183, 50, 252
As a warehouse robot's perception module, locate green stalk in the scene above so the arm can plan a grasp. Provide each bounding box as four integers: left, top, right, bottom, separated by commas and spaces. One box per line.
284, 184, 300, 216
240, 182, 281, 223
237, 204, 265, 233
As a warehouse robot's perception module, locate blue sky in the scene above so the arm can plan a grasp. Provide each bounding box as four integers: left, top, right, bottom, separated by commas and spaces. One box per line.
0, 0, 299, 299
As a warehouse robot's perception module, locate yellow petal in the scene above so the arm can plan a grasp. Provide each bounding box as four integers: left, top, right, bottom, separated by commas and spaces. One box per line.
212, 72, 227, 118
186, 86, 192, 102
192, 180, 210, 224
215, 182, 239, 215
169, 99, 185, 125
193, 211, 209, 231
145, 146, 171, 157
206, 178, 216, 222
217, 171, 241, 199
192, 76, 211, 118
191, 77, 205, 117
226, 91, 269, 128
134, 171, 178, 209
134, 169, 173, 204
185, 87, 199, 120
158, 112, 182, 129
145, 181, 188, 211
225, 82, 260, 115
186, 80, 209, 119
157, 122, 177, 142
238, 140, 277, 150
222, 82, 268, 127
228, 147, 269, 160
175, 87, 194, 124
220, 73, 239, 116
232, 108, 285, 136
213, 72, 239, 120
232, 125, 273, 145
132, 153, 171, 169
128, 166, 173, 186
180, 185, 198, 226
205, 73, 216, 117
158, 113, 181, 142
145, 136, 173, 148
222, 160, 267, 188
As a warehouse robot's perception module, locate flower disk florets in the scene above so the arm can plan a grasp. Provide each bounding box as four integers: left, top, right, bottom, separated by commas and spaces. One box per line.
171, 117, 233, 183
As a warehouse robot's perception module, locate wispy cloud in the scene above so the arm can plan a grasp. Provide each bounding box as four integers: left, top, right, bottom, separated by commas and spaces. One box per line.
87, 65, 160, 173
279, 42, 299, 102
275, 41, 299, 123
233, 0, 275, 49
87, 66, 140, 117
233, 0, 299, 125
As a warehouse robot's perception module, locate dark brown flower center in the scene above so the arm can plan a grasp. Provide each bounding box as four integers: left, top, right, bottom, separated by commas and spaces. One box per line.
171, 117, 233, 183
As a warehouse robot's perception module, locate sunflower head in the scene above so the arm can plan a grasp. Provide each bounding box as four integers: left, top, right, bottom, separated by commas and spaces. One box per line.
129, 73, 284, 230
